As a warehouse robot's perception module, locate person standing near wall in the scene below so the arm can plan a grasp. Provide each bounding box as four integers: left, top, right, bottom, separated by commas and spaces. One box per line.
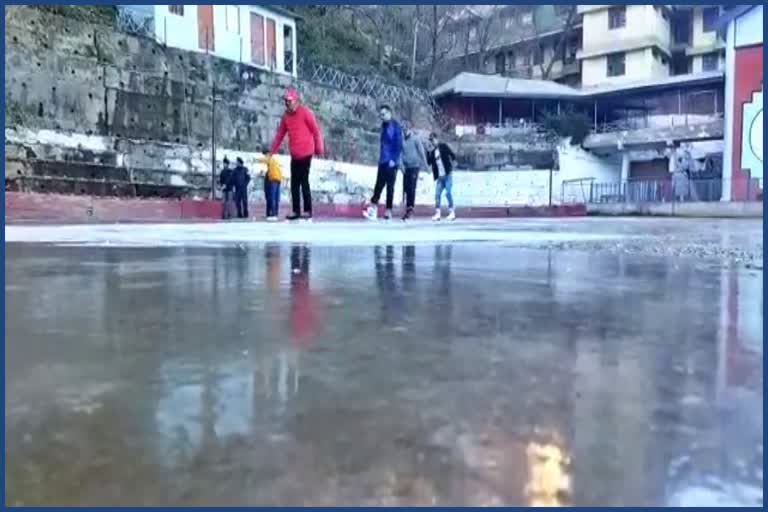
231, 157, 251, 219
427, 132, 457, 221
258, 149, 283, 221
364, 105, 403, 221
219, 156, 234, 220
399, 122, 428, 221
270, 88, 325, 222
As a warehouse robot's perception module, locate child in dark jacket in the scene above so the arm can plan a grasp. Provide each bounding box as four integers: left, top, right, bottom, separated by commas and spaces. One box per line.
231, 157, 251, 219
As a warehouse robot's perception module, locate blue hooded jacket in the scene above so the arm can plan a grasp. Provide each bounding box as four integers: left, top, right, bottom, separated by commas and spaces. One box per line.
379, 120, 403, 166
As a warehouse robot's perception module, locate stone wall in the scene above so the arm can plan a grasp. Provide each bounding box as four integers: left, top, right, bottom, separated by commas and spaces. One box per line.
6, 128, 575, 207
4, 6, 435, 199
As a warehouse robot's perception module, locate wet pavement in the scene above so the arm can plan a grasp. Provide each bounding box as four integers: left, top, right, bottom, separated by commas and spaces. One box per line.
4, 219, 763, 506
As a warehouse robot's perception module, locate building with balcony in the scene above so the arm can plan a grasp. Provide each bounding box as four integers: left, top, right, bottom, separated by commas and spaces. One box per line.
578, 5, 674, 87
118, 5, 298, 76
578, 5, 727, 88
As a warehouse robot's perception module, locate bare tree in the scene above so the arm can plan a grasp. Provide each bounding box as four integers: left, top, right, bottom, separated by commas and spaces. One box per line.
516, 5, 580, 80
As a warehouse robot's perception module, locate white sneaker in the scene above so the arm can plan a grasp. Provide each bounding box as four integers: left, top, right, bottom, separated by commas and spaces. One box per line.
432, 210, 441, 221
266, 216, 278, 222
446, 209, 456, 221
363, 205, 377, 220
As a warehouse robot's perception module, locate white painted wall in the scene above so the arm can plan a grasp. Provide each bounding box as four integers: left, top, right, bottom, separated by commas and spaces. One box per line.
8, 128, 624, 207
582, 48, 666, 87
212, 5, 245, 63
154, 5, 197, 52
735, 5, 763, 48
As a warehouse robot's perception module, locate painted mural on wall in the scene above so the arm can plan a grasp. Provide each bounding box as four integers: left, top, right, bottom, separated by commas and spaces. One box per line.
741, 91, 763, 180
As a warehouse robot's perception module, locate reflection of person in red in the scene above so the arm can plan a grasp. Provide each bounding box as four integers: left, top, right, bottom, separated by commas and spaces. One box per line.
290, 244, 318, 350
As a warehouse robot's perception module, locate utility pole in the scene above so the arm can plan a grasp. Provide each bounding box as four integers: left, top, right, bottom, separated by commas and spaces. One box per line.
211, 80, 216, 200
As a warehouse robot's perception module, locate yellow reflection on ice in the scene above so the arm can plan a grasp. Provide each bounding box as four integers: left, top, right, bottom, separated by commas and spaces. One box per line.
525, 441, 572, 507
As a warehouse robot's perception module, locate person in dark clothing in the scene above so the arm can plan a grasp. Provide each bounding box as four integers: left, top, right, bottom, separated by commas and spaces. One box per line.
231, 157, 251, 219
426, 133, 457, 221
364, 105, 403, 221
219, 157, 234, 219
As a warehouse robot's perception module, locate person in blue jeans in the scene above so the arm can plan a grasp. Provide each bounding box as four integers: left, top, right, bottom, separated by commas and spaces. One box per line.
364, 105, 403, 221
426, 132, 457, 221
259, 151, 282, 221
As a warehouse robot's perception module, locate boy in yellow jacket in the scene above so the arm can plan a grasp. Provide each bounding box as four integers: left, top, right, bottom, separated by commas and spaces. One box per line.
258, 151, 283, 221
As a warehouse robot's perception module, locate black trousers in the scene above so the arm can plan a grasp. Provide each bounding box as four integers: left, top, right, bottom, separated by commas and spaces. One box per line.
371, 163, 397, 210
403, 167, 419, 209
290, 156, 313, 215
234, 187, 249, 218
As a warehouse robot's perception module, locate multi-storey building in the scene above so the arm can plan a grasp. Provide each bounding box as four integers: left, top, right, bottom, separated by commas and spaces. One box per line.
578, 5, 725, 88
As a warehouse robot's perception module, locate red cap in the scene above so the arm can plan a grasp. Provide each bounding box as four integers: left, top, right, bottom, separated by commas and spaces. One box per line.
284, 88, 299, 102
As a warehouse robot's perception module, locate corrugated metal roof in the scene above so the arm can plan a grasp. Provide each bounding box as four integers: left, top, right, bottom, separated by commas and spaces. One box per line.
432, 71, 725, 101
252, 5, 300, 20
582, 71, 725, 97
431, 72, 582, 99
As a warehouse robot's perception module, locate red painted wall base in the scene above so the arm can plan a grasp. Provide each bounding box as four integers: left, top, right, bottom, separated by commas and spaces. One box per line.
4, 192, 586, 223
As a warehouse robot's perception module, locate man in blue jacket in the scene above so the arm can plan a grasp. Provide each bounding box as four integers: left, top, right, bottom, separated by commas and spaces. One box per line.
364, 105, 403, 220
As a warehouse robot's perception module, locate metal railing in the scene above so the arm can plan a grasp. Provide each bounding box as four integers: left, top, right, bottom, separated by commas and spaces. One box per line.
580, 178, 763, 204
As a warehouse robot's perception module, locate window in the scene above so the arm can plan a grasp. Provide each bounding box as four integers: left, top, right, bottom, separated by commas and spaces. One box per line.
521, 11, 533, 25
521, 50, 531, 66
702, 52, 720, 71
225, 5, 239, 33
283, 24, 294, 73
533, 46, 543, 65
469, 25, 477, 40
169, 5, 184, 16
607, 52, 626, 77
608, 6, 626, 30
507, 51, 515, 70
495, 53, 506, 74
266, 18, 277, 70
702, 7, 719, 33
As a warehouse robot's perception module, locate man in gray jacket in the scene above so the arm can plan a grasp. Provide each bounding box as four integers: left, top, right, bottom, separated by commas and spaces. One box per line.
399, 122, 428, 220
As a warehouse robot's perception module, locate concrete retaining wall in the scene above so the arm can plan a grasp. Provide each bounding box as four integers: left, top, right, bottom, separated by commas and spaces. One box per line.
5, 192, 586, 223
587, 201, 763, 218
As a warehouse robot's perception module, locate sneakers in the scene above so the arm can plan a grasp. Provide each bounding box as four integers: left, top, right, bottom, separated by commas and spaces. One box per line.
266, 216, 279, 222
432, 209, 441, 221
363, 204, 378, 220
446, 209, 456, 221
302, 213, 313, 222
402, 207, 413, 221
383, 209, 392, 220
286, 213, 301, 221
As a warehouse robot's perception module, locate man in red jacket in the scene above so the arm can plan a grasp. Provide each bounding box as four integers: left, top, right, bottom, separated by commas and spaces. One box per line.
270, 88, 325, 221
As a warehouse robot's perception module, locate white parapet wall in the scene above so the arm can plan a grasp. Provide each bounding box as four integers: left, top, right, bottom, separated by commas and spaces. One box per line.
6, 129, 623, 207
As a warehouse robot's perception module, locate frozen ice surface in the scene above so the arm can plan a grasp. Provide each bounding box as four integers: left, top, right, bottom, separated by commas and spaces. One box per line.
4, 219, 625, 247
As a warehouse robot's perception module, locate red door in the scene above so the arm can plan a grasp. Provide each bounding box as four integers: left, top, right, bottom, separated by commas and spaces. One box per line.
198, 5, 214, 51
250, 13, 265, 66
